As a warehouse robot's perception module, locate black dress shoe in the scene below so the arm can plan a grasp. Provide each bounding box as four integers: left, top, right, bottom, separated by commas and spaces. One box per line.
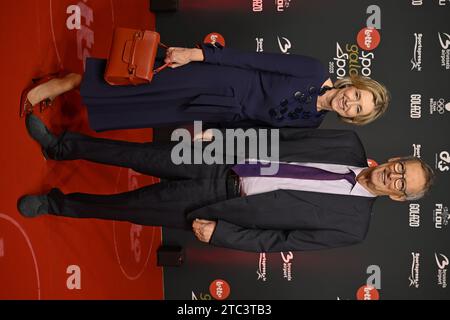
25, 114, 58, 150
17, 195, 49, 218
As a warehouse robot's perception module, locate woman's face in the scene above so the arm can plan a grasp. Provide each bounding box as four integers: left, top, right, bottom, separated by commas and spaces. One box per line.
330, 86, 375, 120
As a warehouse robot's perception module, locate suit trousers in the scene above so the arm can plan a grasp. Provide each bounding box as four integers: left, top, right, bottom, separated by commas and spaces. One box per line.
45, 132, 238, 229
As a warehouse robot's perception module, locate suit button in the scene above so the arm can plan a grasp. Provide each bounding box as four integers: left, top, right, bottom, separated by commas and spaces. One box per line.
308, 86, 317, 95
280, 99, 288, 107
294, 91, 302, 99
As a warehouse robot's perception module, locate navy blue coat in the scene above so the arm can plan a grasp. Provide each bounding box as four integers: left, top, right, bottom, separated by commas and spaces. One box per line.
81, 44, 330, 131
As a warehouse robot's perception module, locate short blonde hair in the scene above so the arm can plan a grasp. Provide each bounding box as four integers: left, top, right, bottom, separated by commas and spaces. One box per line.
334, 76, 390, 126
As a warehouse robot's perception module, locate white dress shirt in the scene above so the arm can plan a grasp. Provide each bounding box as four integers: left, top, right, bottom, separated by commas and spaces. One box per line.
239, 161, 376, 197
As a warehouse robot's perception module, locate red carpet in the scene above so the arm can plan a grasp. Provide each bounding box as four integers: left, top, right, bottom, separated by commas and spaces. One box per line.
0, 0, 163, 299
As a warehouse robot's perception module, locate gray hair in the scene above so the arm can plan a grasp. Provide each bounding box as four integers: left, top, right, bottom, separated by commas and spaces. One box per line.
397, 156, 435, 201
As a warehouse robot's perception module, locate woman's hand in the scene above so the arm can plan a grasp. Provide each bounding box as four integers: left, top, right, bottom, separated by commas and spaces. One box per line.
164, 47, 192, 68
164, 47, 204, 68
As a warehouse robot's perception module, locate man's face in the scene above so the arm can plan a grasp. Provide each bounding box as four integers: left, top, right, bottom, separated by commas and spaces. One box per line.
361, 158, 427, 201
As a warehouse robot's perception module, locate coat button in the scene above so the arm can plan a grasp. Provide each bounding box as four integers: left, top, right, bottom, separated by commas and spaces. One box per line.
268, 109, 277, 118
294, 91, 302, 99
280, 99, 288, 107
305, 95, 312, 104
295, 93, 307, 103
288, 112, 299, 119
308, 86, 317, 95
301, 111, 311, 119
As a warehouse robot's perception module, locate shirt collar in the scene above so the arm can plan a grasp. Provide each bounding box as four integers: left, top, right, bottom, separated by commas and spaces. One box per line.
350, 167, 377, 198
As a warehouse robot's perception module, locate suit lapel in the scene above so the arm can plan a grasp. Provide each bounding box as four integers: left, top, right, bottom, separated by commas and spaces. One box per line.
276, 128, 368, 167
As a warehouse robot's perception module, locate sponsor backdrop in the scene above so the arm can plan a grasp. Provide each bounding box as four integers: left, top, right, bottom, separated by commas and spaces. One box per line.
155, 0, 450, 300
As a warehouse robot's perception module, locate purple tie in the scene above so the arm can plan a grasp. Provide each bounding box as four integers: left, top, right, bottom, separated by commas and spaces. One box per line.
232, 163, 356, 186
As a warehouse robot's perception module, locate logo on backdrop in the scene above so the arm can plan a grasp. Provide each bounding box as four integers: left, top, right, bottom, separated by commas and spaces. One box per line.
329, 5, 379, 78
257, 253, 268, 282
253, 0, 263, 12
409, 252, 420, 288
256, 38, 264, 52
331, 42, 375, 78
191, 291, 212, 300
410, 94, 449, 118
409, 203, 421, 228
438, 32, 450, 48
357, 27, 381, 51
435, 253, 448, 288
413, 0, 450, 4
203, 33, 226, 47
413, 144, 422, 158
429, 97, 449, 115
275, 0, 292, 12
209, 279, 231, 300
438, 32, 450, 70
410, 94, 422, 119
254, 36, 291, 54
411, 33, 423, 71
281, 252, 294, 282
367, 159, 379, 167
433, 203, 449, 229
435, 151, 450, 172
277, 36, 292, 54
356, 285, 380, 300
253, 0, 292, 12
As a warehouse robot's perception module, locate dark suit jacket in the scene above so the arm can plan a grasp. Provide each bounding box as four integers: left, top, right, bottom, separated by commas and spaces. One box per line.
82, 44, 329, 131
187, 128, 376, 253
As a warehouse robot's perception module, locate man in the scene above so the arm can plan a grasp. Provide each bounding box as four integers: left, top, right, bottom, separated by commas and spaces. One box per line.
18, 115, 434, 252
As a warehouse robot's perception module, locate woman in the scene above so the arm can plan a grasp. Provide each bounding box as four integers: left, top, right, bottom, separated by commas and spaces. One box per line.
21, 43, 390, 130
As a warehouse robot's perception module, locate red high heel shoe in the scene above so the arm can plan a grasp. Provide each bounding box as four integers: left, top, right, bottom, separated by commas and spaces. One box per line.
19, 73, 60, 118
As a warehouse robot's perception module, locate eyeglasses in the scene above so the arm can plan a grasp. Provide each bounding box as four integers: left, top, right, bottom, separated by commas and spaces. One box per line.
393, 161, 407, 195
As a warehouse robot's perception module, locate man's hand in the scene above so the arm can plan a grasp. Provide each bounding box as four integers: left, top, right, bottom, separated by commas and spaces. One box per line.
192, 219, 217, 243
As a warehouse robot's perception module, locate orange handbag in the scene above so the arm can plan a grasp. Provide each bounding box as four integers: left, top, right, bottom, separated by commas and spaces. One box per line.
104, 27, 170, 86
